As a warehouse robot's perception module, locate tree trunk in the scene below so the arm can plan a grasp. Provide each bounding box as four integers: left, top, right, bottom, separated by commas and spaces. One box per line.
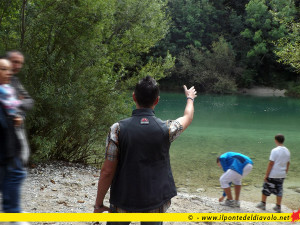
20, 0, 27, 48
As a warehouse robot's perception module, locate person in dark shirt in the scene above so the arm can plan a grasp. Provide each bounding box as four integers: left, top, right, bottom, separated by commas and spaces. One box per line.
94, 76, 197, 225
0, 51, 34, 225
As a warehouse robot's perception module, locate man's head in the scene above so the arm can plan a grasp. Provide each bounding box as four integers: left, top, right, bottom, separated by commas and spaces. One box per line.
6, 50, 24, 75
133, 76, 160, 108
0, 59, 12, 85
275, 134, 285, 145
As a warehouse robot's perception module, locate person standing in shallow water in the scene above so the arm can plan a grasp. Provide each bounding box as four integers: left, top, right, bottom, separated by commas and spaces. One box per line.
93, 76, 197, 225
256, 134, 290, 213
217, 152, 253, 208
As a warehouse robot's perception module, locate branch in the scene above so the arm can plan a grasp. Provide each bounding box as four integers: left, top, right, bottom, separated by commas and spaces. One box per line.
20, 0, 27, 48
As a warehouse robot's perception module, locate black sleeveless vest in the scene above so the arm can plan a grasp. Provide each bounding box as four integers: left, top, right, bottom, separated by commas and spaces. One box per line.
109, 108, 177, 212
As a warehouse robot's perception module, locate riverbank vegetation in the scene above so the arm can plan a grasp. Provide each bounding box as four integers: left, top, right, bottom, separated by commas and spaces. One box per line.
0, 0, 299, 163
154, 0, 299, 92
0, 0, 175, 162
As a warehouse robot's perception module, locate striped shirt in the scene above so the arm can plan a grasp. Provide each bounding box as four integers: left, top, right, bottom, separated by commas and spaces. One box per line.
0, 84, 21, 116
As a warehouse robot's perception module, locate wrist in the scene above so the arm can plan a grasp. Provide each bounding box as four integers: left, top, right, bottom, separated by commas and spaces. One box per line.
187, 97, 194, 102
94, 204, 104, 209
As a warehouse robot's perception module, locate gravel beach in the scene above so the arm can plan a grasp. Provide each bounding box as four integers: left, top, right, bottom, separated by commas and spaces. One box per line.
2, 162, 292, 225
238, 86, 286, 97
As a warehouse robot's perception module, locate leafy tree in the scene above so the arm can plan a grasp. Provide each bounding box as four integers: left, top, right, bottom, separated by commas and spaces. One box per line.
274, 18, 300, 97
241, 0, 296, 83
0, 0, 20, 50
152, 0, 254, 91
274, 15, 300, 74
241, 0, 273, 59
155, 0, 223, 56
1, 0, 174, 163
223, 0, 250, 16
176, 37, 240, 93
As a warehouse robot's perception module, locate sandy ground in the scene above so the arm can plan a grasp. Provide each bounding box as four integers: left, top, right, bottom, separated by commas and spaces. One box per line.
238, 86, 286, 97
1, 162, 294, 225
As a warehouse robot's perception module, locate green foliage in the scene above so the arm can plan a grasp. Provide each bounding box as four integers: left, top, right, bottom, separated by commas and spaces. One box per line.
0, 1, 20, 50
286, 83, 300, 97
237, 69, 257, 88
1, 0, 174, 163
241, 0, 273, 59
156, 0, 224, 56
241, 0, 297, 81
149, 0, 299, 90
176, 37, 239, 94
274, 21, 300, 74
1, 0, 299, 165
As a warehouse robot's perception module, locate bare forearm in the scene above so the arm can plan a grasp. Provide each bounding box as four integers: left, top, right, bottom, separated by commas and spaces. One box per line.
95, 171, 114, 207
286, 162, 290, 174
94, 160, 118, 207
177, 85, 197, 131
265, 161, 274, 178
183, 99, 194, 126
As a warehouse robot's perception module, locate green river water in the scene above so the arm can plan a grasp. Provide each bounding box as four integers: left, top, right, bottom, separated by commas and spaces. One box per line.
155, 92, 300, 208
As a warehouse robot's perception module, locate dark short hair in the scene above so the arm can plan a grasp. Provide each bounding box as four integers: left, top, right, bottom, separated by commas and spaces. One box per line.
275, 134, 285, 144
134, 76, 159, 108
216, 156, 220, 163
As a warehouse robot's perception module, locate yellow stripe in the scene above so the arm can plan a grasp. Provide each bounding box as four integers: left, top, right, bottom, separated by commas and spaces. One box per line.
0, 213, 292, 222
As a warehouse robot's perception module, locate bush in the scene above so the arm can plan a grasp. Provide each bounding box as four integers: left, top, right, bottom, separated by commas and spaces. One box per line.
286, 83, 300, 98
175, 37, 240, 93
212, 77, 237, 94
16, 0, 174, 163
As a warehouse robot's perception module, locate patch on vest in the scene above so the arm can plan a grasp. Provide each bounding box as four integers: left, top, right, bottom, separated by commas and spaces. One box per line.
140, 118, 149, 125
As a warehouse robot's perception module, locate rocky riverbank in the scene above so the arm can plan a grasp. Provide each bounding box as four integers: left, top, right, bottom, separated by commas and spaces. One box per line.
9, 162, 296, 225
238, 86, 286, 97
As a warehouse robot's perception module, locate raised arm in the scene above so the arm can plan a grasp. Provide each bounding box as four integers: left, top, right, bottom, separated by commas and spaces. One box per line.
176, 85, 197, 131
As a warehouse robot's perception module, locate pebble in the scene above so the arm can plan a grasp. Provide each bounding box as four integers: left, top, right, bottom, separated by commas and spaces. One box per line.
177, 187, 188, 193
196, 188, 205, 193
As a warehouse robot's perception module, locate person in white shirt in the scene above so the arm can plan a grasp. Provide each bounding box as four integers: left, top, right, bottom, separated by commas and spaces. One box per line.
256, 134, 290, 213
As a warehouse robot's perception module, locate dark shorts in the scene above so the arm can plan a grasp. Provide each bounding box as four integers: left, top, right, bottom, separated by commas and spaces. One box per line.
262, 178, 285, 197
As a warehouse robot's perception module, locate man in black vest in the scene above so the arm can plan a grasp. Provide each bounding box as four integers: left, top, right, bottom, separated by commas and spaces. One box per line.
94, 76, 197, 225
